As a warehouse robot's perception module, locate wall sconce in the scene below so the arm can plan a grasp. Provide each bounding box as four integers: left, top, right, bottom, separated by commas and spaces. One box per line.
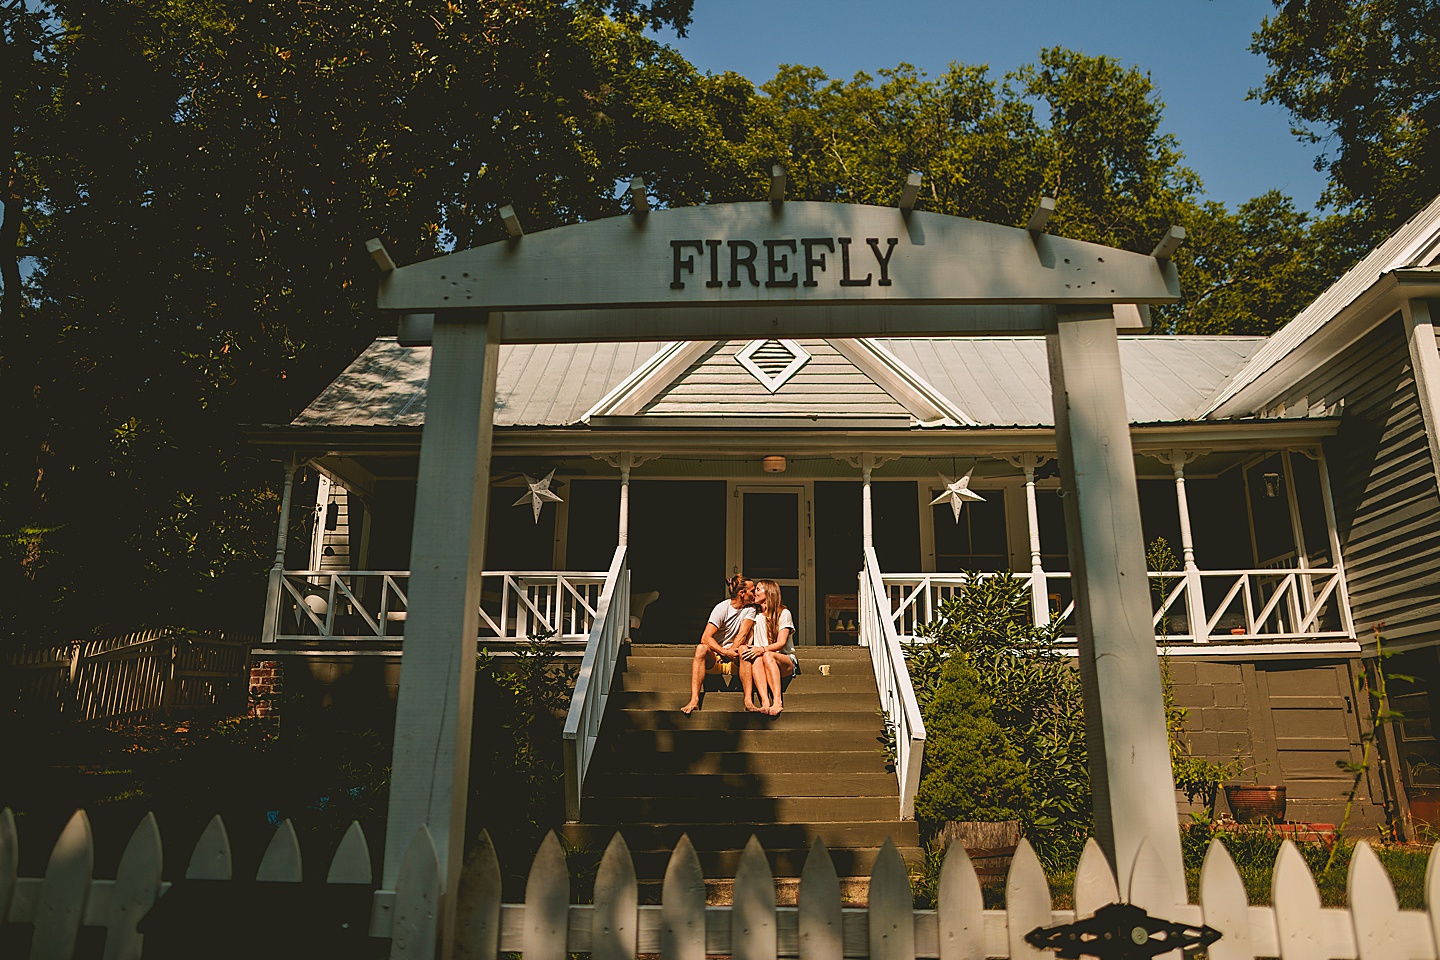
1262, 472, 1282, 499
763, 456, 787, 473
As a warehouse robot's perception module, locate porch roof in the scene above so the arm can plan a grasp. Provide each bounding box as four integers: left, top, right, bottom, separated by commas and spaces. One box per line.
288, 334, 1276, 431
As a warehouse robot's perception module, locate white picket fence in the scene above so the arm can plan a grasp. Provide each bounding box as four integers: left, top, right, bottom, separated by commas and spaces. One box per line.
10, 804, 1438, 959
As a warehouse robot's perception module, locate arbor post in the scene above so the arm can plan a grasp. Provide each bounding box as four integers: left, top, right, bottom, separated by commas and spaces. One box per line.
381, 315, 501, 957
1047, 310, 1185, 897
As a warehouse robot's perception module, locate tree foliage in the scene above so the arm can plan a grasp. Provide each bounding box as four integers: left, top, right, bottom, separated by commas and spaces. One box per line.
1253, 0, 1440, 236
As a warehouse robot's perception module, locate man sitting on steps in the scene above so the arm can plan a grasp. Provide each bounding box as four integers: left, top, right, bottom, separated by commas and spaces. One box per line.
679, 574, 756, 715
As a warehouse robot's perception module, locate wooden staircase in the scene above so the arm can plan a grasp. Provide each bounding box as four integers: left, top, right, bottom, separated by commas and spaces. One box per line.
562, 644, 921, 893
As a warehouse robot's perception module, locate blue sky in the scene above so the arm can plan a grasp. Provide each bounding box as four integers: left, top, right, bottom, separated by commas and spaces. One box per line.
659, 0, 1327, 212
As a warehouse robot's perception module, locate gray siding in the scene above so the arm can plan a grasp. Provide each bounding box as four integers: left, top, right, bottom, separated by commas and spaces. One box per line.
1279, 315, 1440, 643
643, 340, 911, 418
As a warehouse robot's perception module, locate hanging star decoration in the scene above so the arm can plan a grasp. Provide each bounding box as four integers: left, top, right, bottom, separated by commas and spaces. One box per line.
931, 469, 985, 522
513, 469, 564, 523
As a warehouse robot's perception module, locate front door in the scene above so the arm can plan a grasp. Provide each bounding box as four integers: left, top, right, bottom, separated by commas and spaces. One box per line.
730, 484, 810, 644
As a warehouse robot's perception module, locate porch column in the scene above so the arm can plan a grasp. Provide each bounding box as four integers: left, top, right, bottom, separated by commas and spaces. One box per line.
1402, 299, 1440, 485
862, 457, 874, 549
1281, 450, 1315, 612
1314, 445, 1356, 637
382, 314, 501, 957
619, 458, 631, 546
1005, 454, 1050, 626
261, 457, 299, 645
1047, 309, 1184, 898
308, 472, 333, 571
1158, 449, 1208, 644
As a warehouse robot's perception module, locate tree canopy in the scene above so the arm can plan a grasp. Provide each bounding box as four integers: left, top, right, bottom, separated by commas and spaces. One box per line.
0, 1, 1383, 641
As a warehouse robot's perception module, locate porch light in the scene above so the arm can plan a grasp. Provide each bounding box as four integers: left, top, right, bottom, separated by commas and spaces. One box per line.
763, 456, 786, 473
1263, 472, 1282, 499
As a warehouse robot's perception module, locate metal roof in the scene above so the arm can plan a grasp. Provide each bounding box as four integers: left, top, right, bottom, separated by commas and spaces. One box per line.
293, 335, 1269, 430
876, 336, 1267, 426
293, 339, 664, 428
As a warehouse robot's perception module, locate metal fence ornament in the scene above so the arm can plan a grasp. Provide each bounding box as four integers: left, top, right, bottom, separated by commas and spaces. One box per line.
1024, 901, 1221, 959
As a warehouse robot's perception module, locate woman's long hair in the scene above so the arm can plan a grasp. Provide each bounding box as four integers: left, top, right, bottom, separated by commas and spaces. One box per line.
756, 579, 785, 646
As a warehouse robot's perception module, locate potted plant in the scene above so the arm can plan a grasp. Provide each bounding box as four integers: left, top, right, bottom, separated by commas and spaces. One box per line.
1224, 783, 1287, 823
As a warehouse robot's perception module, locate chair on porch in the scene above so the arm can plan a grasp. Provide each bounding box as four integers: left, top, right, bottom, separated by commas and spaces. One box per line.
629, 590, 660, 639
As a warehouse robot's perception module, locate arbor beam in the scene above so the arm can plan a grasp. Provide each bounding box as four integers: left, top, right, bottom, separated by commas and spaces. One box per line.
1047, 310, 1185, 898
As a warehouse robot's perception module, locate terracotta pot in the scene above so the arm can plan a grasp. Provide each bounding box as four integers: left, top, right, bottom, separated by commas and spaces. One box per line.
1224, 784, 1286, 823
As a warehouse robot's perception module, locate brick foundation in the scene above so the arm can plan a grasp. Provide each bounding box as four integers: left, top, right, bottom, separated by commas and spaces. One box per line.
249, 659, 284, 718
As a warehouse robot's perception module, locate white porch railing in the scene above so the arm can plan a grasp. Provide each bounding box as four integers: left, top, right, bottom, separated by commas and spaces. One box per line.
880, 566, 1354, 644
859, 546, 926, 821
266, 568, 609, 643
562, 545, 630, 822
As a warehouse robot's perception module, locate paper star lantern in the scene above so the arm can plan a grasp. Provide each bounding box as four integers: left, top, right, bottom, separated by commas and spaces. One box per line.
513, 469, 564, 523
930, 469, 985, 522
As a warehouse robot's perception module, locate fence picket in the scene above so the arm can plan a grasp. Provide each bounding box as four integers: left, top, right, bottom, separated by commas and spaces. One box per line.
390, 823, 440, 960
1427, 842, 1440, 956
1072, 838, 1117, 918
256, 820, 304, 882
0, 808, 15, 930
102, 812, 163, 960
455, 828, 501, 960
1127, 835, 1184, 917
594, 832, 638, 960
327, 822, 374, 883
1348, 840, 1408, 959
868, 839, 914, 960
1004, 839, 1050, 960
936, 841, 983, 960
186, 814, 233, 880
1199, 838, 1256, 960
32, 809, 94, 960
1272, 840, 1326, 960
798, 838, 842, 960
732, 835, 777, 960
524, 831, 571, 960
661, 833, 706, 960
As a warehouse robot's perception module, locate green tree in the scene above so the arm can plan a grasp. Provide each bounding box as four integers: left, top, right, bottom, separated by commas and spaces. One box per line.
1252, 0, 1440, 236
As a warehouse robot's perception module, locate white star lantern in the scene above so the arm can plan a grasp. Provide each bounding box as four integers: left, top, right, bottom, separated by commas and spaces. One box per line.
513, 469, 564, 523
931, 469, 985, 522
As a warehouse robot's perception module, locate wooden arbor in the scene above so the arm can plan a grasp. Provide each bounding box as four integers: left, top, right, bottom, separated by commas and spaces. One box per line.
370, 200, 1188, 954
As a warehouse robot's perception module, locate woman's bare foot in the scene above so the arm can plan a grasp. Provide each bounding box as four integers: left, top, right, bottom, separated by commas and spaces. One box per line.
765, 702, 784, 716
680, 700, 699, 715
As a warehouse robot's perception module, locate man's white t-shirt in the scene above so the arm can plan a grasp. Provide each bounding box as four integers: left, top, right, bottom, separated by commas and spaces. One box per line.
707, 600, 755, 647
751, 608, 795, 656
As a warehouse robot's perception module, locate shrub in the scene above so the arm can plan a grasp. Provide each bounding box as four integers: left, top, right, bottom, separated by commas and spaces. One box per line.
913, 656, 1031, 825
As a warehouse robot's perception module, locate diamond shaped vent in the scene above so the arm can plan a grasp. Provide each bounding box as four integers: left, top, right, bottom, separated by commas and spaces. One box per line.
736, 339, 811, 393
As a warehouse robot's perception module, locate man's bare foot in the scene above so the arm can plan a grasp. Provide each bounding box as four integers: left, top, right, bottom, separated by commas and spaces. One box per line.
680, 700, 699, 715
745, 702, 765, 713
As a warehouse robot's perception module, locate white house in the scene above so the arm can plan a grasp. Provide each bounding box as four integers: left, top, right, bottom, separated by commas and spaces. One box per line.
248, 195, 1440, 851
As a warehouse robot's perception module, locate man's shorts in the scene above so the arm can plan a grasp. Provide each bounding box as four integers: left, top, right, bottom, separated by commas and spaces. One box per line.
705, 653, 735, 678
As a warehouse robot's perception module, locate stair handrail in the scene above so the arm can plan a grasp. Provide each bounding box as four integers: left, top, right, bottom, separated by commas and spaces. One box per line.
860, 546, 926, 819
562, 545, 630, 821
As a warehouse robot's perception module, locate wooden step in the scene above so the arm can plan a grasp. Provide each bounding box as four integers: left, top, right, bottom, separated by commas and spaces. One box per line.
618, 657, 875, 678
586, 750, 892, 777
561, 820, 920, 853
616, 673, 877, 694
584, 772, 899, 798
579, 795, 901, 822
607, 708, 880, 732
608, 690, 881, 712
604, 729, 884, 753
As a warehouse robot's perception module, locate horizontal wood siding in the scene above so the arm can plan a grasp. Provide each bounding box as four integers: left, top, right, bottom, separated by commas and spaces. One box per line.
1280, 315, 1440, 643
320, 485, 351, 572
644, 341, 911, 418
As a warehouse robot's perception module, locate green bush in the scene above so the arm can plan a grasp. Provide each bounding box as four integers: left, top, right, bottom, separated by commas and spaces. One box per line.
909, 573, 1091, 867
913, 656, 1031, 824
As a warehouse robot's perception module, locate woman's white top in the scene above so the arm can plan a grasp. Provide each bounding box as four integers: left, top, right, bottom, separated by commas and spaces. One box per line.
751, 608, 795, 656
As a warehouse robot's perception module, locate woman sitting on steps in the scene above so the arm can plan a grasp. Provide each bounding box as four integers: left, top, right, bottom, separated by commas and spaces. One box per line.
740, 579, 799, 716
